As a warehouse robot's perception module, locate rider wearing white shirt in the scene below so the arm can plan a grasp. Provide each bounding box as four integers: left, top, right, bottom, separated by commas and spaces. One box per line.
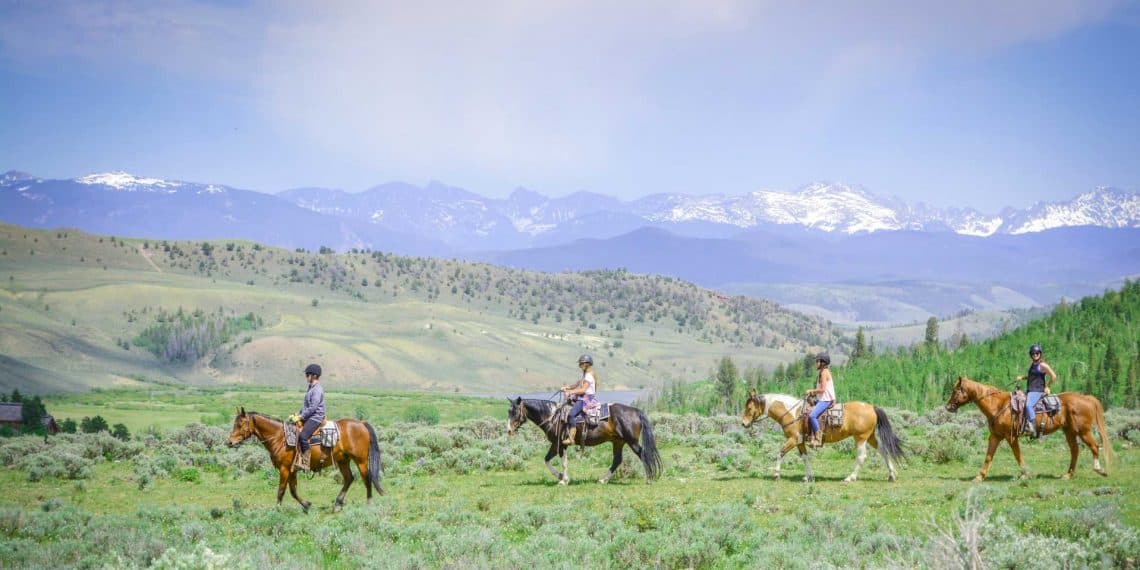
560, 354, 597, 445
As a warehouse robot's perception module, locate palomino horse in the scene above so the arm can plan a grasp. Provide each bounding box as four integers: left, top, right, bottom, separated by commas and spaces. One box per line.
226, 407, 384, 513
507, 397, 662, 485
945, 376, 1113, 481
741, 390, 904, 482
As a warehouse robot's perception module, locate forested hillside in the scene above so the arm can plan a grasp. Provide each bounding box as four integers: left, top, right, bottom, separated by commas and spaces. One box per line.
772, 280, 1140, 410
656, 281, 1140, 413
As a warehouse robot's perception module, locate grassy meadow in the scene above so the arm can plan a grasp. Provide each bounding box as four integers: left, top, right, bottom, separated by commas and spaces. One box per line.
1, 387, 1138, 568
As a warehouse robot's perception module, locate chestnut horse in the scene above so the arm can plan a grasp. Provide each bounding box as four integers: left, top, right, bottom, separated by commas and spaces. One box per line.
226, 407, 384, 513
507, 397, 662, 485
945, 376, 1113, 481
741, 390, 904, 482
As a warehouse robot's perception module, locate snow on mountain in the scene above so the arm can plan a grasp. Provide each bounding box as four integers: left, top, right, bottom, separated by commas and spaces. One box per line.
1003, 187, 1140, 234
77, 171, 183, 192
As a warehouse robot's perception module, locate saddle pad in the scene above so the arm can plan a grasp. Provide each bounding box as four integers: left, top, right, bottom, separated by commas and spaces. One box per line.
586, 402, 610, 420
823, 403, 843, 428
285, 419, 337, 448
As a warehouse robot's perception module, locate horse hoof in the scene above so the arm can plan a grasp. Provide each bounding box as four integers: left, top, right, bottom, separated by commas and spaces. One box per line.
888, 475, 896, 483
973, 475, 985, 482
598, 479, 608, 484
1096, 469, 1108, 478
333, 504, 342, 514
558, 479, 569, 486
302, 502, 312, 513
843, 476, 855, 483
1018, 473, 1031, 480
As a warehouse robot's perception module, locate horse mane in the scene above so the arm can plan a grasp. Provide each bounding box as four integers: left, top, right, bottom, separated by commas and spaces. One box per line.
762, 393, 802, 413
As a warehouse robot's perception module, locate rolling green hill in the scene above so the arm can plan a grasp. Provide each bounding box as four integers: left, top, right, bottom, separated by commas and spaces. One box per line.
0, 224, 841, 394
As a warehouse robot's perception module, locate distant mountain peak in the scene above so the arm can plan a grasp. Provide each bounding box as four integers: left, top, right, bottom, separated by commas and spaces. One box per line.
2, 170, 34, 183
77, 171, 183, 192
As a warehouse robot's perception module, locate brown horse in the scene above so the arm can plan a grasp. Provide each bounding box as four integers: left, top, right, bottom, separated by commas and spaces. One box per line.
507, 397, 662, 485
226, 407, 384, 513
741, 390, 904, 482
945, 376, 1113, 481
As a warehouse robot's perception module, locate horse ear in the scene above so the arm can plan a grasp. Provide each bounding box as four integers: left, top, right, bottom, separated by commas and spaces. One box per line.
514, 397, 522, 405
749, 388, 757, 398
238, 406, 245, 416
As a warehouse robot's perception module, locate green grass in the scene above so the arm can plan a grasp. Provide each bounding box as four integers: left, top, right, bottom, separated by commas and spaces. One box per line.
1, 388, 1138, 568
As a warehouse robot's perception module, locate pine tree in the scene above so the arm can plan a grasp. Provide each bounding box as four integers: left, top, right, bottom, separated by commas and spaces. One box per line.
715, 356, 740, 411
853, 327, 867, 360
924, 317, 939, 349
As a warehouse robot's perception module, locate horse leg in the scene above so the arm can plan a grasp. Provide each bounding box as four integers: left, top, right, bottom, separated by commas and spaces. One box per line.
975, 433, 1002, 481
1078, 429, 1108, 477
333, 459, 354, 513
844, 438, 869, 483
773, 437, 797, 480
1061, 430, 1079, 480
799, 442, 813, 482
275, 467, 290, 505
600, 441, 625, 484
543, 443, 564, 481
352, 457, 372, 504
560, 447, 570, 486
287, 471, 312, 513
1009, 437, 1030, 479
868, 434, 897, 482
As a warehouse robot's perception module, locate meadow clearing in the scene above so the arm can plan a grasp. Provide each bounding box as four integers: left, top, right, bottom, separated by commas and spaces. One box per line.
1, 387, 1137, 568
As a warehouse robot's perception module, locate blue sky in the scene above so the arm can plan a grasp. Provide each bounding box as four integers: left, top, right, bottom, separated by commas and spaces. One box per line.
0, 1, 1137, 212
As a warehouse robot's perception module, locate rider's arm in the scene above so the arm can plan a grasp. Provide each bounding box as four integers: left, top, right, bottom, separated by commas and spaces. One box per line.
1040, 363, 1057, 386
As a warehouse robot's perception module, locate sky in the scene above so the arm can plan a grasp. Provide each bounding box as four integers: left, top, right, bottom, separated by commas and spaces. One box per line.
0, 1, 1138, 212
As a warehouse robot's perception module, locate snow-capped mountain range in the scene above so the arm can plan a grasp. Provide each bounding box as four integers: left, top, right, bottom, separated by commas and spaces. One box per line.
3, 170, 1138, 253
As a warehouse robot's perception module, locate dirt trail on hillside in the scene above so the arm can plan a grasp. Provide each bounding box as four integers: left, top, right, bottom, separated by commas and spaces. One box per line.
138, 246, 163, 273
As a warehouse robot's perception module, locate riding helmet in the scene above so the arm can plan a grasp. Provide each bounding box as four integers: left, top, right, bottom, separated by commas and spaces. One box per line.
815, 352, 830, 366
1028, 344, 1042, 356
304, 363, 322, 377
578, 354, 593, 366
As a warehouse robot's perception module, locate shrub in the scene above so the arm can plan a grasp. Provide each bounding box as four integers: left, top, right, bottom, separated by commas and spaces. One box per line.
403, 404, 440, 425
18, 449, 93, 481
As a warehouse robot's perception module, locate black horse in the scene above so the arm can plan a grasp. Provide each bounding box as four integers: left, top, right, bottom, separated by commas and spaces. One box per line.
507, 397, 662, 485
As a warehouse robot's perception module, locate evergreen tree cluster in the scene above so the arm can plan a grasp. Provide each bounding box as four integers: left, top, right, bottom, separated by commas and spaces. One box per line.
132, 307, 263, 364
833, 280, 1140, 410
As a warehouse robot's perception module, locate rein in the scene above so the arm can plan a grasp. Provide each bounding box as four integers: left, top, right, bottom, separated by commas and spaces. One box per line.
771, 400, 805, 430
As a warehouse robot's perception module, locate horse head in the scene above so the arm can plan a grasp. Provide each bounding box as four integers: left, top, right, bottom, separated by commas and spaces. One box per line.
742, 389, 765, 428
507, 397, 527, 436
945, 376, 972, 412
227, 406, 254, 447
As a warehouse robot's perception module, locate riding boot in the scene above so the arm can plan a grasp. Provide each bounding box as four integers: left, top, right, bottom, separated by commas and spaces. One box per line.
296, 447, 310, 471
809, 430, 824, 448
563, 425, 577, 446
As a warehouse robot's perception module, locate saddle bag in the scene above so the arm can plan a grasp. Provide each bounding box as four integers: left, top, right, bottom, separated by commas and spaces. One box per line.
584, 402, 610, 428
1038, 394, 1061, 416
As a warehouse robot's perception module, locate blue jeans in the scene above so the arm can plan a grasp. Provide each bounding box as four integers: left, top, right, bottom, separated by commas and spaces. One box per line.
1025, 391, 1043, 429
809, 400, 832, 434
568, 399, 586, 426
299, 418, 322, 453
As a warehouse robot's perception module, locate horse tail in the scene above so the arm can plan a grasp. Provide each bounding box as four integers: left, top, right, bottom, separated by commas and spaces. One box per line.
365, 422, 384, 495
873, 406, 906, 463
1093, 397, 1113, 470
633, 409, 663, 480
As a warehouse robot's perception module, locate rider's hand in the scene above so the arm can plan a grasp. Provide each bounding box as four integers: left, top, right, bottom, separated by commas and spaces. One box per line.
1045, 387, 1052, 395
288, 413, 301, 424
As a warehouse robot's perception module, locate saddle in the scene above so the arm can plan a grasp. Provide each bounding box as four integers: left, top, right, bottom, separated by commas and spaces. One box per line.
284, 419, 339, 449
800, 399, 842, 439
1010, 391, 1062, 436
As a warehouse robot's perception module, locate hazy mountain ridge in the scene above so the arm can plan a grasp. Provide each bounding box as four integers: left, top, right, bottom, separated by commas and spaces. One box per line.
4, 171, 1135, 256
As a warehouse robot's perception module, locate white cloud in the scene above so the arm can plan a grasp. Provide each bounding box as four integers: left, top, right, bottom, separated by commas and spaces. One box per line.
0, 0, 1127, 185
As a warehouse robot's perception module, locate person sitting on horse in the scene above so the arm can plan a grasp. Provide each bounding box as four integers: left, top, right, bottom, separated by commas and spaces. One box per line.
288, 363, 325, 471
560, 354, 597, 445
1017, 344, 1056, 439
803, 352, 835, 448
